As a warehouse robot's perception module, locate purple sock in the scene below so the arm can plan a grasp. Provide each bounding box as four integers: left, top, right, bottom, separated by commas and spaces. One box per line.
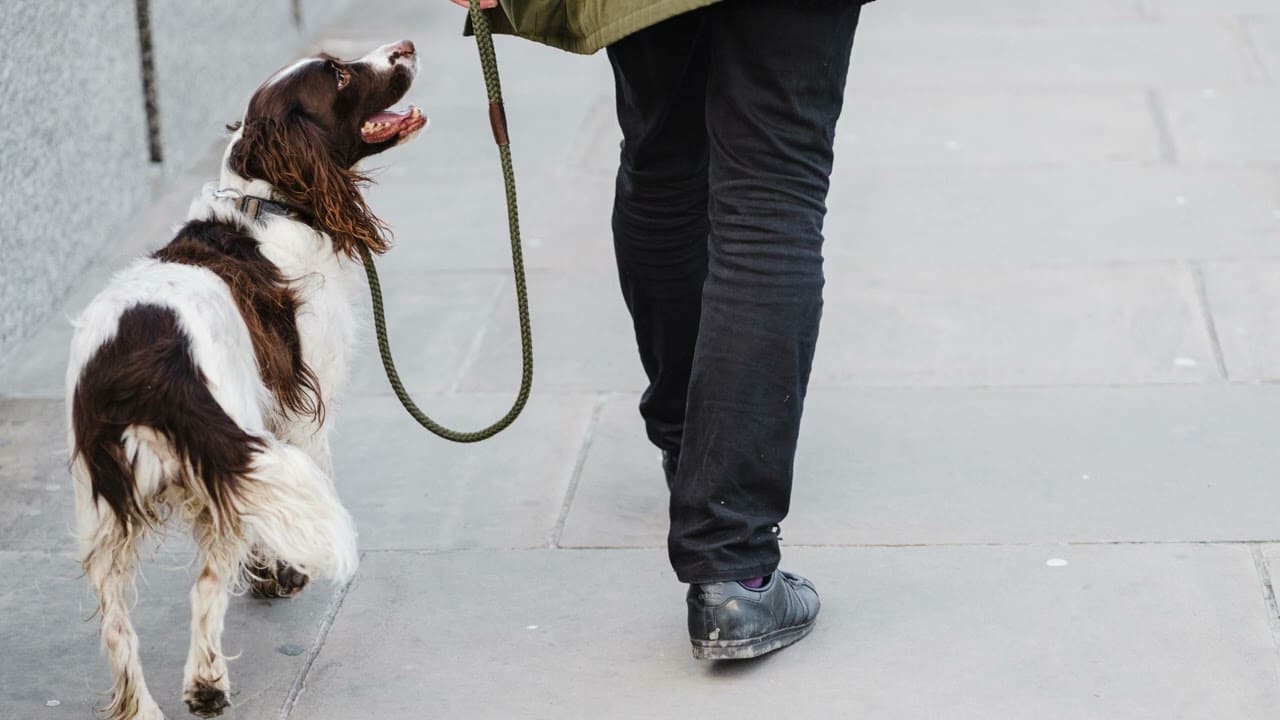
739, 575, 767, 589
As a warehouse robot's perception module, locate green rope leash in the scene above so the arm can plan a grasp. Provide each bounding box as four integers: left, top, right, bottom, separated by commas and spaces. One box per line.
358, 0, 532, 443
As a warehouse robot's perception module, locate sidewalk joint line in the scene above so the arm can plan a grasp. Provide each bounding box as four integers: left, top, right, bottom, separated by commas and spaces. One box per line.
1248, 546, 1280, 665
350, 377, 1280, 396
446, 276, 510, 395
1190, 261, 1230, 381
1228, 15, 1270, 83
778, 539, 1280, 549
550, 392, 609, 548
278, 566, 357, 719
1144, 89, 1178, 165
357, 539, 1280, 554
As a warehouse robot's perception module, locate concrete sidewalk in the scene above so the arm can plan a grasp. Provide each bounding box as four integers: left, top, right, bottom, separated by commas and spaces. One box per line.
4, 0, 1280, 717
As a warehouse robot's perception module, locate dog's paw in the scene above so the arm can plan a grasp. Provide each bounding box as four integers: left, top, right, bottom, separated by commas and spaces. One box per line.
183, 682, 230, 718
247, 560, 310, 599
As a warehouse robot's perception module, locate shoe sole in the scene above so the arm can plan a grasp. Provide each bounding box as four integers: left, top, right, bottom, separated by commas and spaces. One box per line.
690, 620, 816, 661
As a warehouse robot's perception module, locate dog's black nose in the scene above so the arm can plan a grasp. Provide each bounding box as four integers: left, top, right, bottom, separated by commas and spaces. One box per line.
389, 40, 416, 62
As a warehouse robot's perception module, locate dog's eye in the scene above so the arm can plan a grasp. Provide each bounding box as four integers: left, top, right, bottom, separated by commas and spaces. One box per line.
333, 65, 350, 91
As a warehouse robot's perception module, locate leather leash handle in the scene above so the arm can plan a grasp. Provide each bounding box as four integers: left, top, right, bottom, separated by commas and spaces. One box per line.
489, 101, 509, 147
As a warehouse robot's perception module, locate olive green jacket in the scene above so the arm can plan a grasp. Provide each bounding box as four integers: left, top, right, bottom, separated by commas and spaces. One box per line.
469, 0, 874, 55
469, 0, 723, 55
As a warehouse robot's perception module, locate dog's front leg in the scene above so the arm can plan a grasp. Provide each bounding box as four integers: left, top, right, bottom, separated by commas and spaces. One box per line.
182, 516, 239, 718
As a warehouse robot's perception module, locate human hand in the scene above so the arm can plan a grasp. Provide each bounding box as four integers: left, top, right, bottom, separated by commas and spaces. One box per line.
449, 0, 498, 9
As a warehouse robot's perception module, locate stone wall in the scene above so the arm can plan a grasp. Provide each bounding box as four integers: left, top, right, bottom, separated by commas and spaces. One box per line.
0, 0, 352, 356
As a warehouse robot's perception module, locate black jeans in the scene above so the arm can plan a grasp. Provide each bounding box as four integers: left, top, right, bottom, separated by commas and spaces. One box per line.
608, 0, 862, 583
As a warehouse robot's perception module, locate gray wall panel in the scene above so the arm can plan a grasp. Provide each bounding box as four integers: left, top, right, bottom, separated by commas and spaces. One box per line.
0, 0, 152, 354
0, 0, 356, 358
151, 0, 302, 175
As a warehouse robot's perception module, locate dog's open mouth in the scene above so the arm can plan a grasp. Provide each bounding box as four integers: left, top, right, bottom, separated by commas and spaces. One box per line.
361, 105, 427, 145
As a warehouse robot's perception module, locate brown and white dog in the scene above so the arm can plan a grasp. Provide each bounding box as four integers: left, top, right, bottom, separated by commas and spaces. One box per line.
67, 41, 425, 720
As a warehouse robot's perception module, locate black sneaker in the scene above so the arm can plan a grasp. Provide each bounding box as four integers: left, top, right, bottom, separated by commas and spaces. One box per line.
687, 571, 820, 660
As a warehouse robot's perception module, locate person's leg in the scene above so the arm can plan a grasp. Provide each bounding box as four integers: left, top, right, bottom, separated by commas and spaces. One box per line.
670, 0, 863, 584
607, 12, 711, 470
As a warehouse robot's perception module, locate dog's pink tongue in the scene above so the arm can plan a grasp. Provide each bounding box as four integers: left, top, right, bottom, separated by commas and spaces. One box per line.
361, 109, 409, 143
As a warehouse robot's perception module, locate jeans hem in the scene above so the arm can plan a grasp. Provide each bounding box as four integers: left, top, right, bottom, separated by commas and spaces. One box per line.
675, 560, 780, 585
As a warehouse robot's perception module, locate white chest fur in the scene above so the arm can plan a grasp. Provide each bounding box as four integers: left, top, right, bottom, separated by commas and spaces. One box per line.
255, 218, 358, 414
186, 186, 359, 423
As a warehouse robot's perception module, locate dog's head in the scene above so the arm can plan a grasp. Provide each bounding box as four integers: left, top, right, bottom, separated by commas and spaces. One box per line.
228, 41, 426, 258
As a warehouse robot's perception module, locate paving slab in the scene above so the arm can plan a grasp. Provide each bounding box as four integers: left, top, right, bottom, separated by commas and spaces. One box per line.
1142, 0, 1280, 18
828, 166, 1280, 264
1245, 17, 1280, 81
359, 167, 533, 273
847, 21, 1260, 90
788, 385, 1280, 545
556, 394, 662, 549
565, 97, 626, 174
0, 316, 75, 399
560, 386, 1280, 548
291, 545, 1280, 720
458, 269, 643, 393
863, 0, 1144, 25
570, 90, 1164, 172
0, 549, 338, 720
813, 262, 1218, 386
1164, 88, 1280, 166
330, 392, 595, 550
515, 168, 625, 273
1201, 260, 1280, 382
521, 166, 1280, 267
464, 262, 1219, 393
360, 150, 616, 274
837, 91, 1164, 167
0, 399, 73, 552
345, 271, 507, 396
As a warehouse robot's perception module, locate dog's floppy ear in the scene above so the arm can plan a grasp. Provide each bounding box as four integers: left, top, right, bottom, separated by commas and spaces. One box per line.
230, 117, 390, 259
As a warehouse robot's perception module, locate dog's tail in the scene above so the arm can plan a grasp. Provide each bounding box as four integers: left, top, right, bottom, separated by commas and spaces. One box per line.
72, 423, 357, 583
235, 440, 359, 583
